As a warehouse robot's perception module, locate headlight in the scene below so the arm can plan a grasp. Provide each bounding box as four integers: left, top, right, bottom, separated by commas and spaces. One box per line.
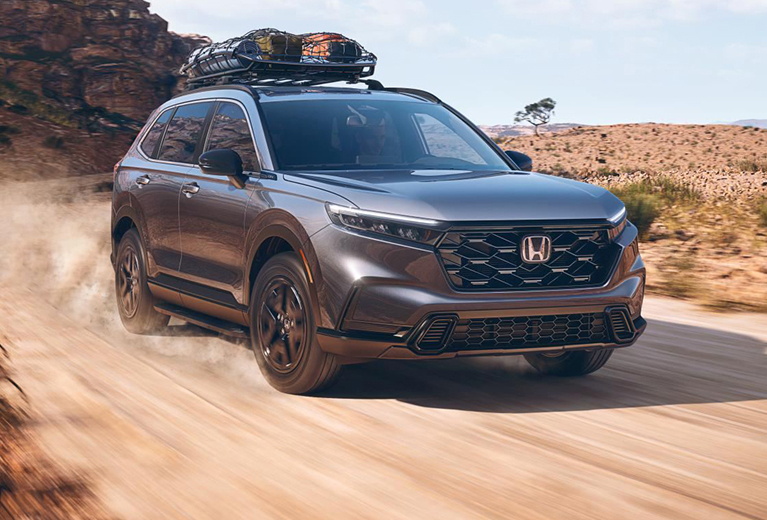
607, 218, 627, 241
609, 206, 627, 224
326, 204, 445, 245
607, 206, 628, 241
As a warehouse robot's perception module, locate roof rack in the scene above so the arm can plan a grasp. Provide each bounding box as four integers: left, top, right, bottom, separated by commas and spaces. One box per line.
184, 61, 376, 89
181, 29, 377, 90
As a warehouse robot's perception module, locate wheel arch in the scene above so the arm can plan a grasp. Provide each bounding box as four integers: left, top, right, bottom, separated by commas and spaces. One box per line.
111, 205, 146, 267
243, 211, 325, 317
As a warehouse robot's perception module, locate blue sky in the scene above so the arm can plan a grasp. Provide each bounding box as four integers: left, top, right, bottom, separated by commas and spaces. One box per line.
149, 0, 767, 126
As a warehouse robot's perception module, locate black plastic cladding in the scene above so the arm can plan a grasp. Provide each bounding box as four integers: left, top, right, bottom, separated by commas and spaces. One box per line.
437, 227, 621, 291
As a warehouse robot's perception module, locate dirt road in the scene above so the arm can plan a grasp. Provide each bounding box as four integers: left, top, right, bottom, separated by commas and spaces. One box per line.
0, 179, 766, 519
2, 291, 767, 519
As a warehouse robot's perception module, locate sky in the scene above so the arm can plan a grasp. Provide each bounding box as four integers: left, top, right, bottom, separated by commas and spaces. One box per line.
148, 0, 767, 126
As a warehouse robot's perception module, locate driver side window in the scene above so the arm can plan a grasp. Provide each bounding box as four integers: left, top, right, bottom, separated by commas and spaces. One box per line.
205, 102, 259, 172
413, 113, 484, 165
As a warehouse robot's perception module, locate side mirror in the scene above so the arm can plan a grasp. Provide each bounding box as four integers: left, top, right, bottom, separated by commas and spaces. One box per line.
505, 150, 533, 172
199, 149, 247, 188
199, 149, 243, 176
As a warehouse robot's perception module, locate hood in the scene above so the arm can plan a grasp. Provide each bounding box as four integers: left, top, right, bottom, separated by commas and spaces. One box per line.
285, 169, 625, 224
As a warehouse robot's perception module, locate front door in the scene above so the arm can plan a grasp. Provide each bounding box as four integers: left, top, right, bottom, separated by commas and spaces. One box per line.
178, 101, 261, 306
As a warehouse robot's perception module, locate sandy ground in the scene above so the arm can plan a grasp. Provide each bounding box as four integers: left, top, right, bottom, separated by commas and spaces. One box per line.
0, 176, 766, 519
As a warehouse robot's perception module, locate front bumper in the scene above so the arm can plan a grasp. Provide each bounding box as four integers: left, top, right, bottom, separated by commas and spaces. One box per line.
316, 289, 646, 360
310, 220, 646, 360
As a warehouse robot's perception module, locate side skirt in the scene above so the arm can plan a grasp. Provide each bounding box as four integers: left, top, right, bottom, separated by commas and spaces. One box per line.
154, 302, 249, 339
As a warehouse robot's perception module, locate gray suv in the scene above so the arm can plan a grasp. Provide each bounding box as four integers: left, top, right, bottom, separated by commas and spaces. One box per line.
111, 83, 646, 394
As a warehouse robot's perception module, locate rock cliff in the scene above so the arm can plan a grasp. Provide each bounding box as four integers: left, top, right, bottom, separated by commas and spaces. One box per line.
0, 0, 209, 176
0, 0, 209, 125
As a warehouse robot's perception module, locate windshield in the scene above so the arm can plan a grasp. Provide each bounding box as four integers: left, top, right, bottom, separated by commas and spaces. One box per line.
259, 98, 512, 172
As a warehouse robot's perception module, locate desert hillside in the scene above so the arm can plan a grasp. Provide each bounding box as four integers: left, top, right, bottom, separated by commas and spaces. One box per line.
497, 124, 767, 311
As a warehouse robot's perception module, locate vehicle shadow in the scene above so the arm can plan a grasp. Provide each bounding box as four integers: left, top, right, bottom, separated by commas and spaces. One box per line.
321, 318, 767, 413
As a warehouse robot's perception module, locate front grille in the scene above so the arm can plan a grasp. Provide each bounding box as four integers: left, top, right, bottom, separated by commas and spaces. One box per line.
447, 312, 610, 351
437, 227, 620, 291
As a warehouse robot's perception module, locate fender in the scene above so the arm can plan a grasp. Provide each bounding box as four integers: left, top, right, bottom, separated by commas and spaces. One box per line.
111, 195, 153, 272
242, 209, 326, 324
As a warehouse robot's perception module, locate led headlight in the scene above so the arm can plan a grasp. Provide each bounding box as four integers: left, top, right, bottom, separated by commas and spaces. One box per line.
326, 204, 445, 245
607, 206, 628, 241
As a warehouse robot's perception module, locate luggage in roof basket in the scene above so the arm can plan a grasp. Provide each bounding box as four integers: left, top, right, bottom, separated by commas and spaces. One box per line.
244, 28, 302, 63
181, 29, 302, 78
180, 28, 377, 89
301, 33, 363, 63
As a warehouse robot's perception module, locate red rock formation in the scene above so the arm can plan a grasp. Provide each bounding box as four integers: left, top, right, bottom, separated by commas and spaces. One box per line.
0, 0, 209, 125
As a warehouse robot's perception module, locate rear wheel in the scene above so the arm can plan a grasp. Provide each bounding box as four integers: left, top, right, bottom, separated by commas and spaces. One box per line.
249, 252, 342, 394
523, 349, 613, 376
114, 228, 169, 334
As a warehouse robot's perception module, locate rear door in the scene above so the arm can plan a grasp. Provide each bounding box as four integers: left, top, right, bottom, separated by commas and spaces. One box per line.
133, 100, 214, 276
128, 106, 185, 276
178, 100, 260, 302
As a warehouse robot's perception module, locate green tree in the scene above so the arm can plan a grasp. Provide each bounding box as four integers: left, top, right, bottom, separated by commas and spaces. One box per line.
514, 97, 556, 137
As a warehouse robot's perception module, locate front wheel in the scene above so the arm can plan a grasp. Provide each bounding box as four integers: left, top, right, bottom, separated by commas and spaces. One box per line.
524, 349, 614, 376
249, 252, 342, 394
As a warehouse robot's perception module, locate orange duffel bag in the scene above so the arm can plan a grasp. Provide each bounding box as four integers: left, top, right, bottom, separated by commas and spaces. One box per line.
301, 33, 363, 63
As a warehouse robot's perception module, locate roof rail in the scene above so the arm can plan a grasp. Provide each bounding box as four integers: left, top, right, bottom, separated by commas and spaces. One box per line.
384, 87, 441, 104
360, 81, 440, 103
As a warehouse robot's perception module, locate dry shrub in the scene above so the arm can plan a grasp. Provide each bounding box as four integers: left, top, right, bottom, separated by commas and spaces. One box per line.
758, 199, 767, 227
616, 193, 660, 238
734, 158, 767, 172
610, 176, 699, 238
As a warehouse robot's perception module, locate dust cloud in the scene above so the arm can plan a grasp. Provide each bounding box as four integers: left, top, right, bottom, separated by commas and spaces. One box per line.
0, 176, 262, 386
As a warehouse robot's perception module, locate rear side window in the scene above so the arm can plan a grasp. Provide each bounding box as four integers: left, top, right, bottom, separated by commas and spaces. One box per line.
140, 109, 172, 158
205, 102, 259, 172
157, 102, 213, 164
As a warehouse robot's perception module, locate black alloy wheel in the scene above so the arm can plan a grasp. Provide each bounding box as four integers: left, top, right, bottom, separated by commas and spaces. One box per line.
117, 244, 141, 318
114, 228, 169, 334
257, 277, 308, 374
250, 252, 342, 394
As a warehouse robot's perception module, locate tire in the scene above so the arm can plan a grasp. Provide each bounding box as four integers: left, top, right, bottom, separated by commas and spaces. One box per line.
523, 348, 614, 377
249, 252, 342, 394
114, 228, 169, 334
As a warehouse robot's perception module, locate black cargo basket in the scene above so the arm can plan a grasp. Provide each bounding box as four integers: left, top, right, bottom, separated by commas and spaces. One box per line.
180, 28, 377, 89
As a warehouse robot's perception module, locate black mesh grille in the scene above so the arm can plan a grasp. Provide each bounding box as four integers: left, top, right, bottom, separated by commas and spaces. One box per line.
447, 313, 610, 351
437, 228, 620, 291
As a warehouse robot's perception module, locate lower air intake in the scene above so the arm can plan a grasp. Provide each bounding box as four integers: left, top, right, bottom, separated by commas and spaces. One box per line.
447, 313, 610, 351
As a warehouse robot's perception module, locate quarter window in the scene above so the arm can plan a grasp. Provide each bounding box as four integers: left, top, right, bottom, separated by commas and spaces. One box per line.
140, 109, 172, 158
157, 102, 213, 164
205, 102, 259, 171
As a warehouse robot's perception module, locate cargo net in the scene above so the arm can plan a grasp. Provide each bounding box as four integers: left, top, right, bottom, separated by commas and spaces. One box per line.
180, 28, 377, 89
300, 32, 375, 64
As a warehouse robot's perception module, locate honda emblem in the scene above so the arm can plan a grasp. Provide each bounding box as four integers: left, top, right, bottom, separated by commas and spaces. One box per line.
520, 235, 552, 264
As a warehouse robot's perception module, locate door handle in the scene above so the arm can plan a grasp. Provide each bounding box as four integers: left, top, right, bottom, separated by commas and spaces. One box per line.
135, 175, 151, 186
181, 182, 200, 197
